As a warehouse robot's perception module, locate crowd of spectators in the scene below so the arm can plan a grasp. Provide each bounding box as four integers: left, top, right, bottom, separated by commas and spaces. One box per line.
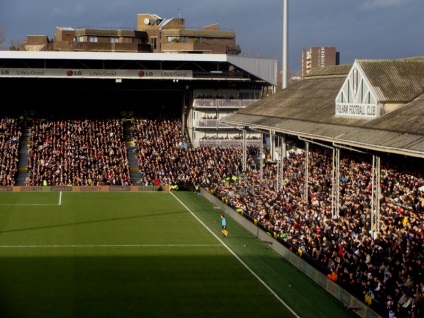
25, 117, 131, 186
131, 113, 423, 318
211, 148, 423, 317
1, 111, 423, 317
132, 112, 247, 188
0, 118, 21, 186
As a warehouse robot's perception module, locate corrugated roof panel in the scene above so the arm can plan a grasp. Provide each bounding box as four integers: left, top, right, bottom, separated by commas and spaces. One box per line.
405, 138, 424, 153
306, 123, 349, 138
380, 133, 424, 151
358, 60, 424, 102
307, 64, 353, 77
221, 60, 424, 158
342, 129, 392, 145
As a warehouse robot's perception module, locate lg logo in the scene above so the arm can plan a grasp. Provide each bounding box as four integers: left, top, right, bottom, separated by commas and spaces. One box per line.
66, 70, 82, 76
138, 71, 153, 77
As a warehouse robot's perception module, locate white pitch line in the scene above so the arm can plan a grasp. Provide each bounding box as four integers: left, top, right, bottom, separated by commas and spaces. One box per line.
170, 191, 301, 318
0, 204, 59, 206
0, 244, 221, 248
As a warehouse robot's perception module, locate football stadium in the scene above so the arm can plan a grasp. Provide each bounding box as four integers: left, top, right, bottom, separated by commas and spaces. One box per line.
0, 48, 423, 318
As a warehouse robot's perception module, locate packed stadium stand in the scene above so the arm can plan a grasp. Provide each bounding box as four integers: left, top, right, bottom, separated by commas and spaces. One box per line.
0, 51, 423, 318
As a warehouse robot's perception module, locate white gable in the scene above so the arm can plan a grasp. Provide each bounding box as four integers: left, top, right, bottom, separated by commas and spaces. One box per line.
335, 61, 380, 119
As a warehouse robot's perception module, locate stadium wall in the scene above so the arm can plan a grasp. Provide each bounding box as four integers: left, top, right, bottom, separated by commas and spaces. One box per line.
0, 186, 167, 192
200, 187, 382, 318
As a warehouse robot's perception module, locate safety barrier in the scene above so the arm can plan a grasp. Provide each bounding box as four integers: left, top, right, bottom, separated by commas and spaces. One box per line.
200, 187, 382, 318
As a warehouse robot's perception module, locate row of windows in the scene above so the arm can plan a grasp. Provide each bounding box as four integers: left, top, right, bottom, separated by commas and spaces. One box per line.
74, 35, 209, 47
166, 36, 203, 43
75, 36, 155, 45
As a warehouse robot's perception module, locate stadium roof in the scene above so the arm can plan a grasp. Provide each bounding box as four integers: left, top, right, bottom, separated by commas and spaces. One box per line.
0, 51, 277, 85
220, 58, 424, 159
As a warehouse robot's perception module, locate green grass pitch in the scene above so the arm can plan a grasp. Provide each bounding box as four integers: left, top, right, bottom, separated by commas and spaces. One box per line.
0, 191, 357, 318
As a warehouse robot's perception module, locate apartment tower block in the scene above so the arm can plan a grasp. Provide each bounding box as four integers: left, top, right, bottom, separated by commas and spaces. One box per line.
301, 46, 339, 79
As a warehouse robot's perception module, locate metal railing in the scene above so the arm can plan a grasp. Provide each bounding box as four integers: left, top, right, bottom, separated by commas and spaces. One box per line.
194, 139, 262, 148
193, 99, 258, 108
196, 119, 236, 128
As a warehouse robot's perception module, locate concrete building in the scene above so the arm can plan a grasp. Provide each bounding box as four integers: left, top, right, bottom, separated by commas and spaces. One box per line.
23, 13, 241, 55
301, 46, 339, 79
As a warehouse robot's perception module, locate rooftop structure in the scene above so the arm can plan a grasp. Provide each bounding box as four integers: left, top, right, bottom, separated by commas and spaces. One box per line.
23, 13, 241, 55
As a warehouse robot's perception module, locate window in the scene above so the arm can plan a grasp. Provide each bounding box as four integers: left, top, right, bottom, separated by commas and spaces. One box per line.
110, 37, 118, 43
88, 36, 98, 43
167, 36, 177, 43
151, 37, 157, 50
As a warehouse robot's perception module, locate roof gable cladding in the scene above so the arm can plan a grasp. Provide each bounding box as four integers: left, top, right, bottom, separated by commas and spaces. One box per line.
336, 62, 379, 118
358, 59, 424, 102
337, 63, 378, 104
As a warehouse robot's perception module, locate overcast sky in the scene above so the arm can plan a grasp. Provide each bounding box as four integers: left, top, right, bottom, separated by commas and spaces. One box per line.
0, 0, 422, 75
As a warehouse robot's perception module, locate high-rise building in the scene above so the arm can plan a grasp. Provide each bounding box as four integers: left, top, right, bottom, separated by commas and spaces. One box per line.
301, 46, 339, 79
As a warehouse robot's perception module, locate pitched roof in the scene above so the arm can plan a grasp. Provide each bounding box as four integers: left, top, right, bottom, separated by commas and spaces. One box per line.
221, 59, 424, 158
358, 58, 424, 102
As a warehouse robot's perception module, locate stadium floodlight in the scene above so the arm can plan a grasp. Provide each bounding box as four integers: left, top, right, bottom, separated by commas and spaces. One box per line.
282, 0, 288, 89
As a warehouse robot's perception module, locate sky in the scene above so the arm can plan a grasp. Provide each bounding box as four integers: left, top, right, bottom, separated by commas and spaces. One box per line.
0, 0, 423, 75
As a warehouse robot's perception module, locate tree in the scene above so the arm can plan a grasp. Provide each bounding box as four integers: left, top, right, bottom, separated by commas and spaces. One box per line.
9, 39, 25, 51
0, 25, 5, 49
275, 62, 301, 93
